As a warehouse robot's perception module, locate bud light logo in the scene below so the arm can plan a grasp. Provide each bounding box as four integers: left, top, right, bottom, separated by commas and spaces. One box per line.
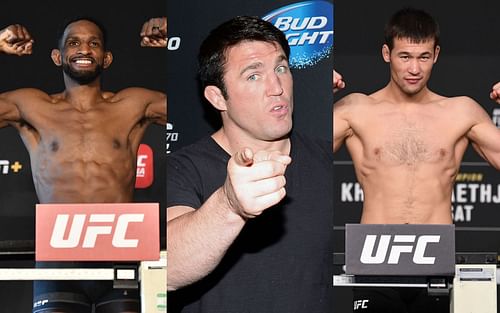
263, 1, 333, 69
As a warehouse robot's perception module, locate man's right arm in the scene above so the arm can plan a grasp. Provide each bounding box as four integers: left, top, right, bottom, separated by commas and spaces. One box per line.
0, 24, 33, 127
0, 24, 33, 56
333, 93, 362, 152
167, 148, 291, 290
0, 92, 22, 128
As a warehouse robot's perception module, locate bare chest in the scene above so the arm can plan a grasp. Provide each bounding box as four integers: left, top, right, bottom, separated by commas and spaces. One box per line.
353, 111, 464, 166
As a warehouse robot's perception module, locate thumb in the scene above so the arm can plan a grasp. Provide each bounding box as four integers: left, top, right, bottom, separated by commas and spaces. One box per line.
233, 147, 254, 167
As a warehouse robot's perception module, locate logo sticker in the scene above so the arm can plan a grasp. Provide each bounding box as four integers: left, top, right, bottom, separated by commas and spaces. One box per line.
263, 1, 333, 69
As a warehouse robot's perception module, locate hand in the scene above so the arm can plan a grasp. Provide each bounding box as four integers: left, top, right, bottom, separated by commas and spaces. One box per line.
490, 82, 500, 104
223, 148, 291, 220
333, 70, 345, 94
140, 17, 167, 48
0, 24, 34, 55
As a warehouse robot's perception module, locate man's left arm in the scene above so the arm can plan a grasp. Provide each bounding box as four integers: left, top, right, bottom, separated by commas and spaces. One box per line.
467, 95, 500, 169
140, 17, 167, 48
138, 17, 167, 123
145, 91, 167, 125
490, 82, 500, 104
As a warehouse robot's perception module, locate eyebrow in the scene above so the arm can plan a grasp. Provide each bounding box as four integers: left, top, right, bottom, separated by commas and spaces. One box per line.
65, 35, 102, 42
239, 54, 288, 76
397, 51, 432, 56
240, 62, 263, 76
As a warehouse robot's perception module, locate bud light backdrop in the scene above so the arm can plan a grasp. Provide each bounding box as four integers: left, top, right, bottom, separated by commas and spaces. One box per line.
0, 0, 166, 311
333, 0, 500, 311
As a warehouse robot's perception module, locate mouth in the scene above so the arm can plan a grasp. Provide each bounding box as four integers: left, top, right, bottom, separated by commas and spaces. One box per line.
71, 57, 95, 67
270, 104, 289, 115
405, 77, 421, 84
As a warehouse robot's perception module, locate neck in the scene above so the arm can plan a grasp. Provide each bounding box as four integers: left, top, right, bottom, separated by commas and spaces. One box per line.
385, 81, 432, 104
63, 77, 104, 111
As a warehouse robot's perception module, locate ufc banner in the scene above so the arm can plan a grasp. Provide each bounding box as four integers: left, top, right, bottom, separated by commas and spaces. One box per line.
345, 224, 455, 276
35, 203, 159, 261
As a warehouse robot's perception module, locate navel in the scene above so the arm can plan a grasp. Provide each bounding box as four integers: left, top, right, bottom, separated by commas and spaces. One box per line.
112, 139, 121, 149
50, 141, 59, 152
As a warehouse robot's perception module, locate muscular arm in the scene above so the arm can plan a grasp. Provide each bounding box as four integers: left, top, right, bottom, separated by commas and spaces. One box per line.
490, 82, 500, 104
333, 93, 360, 152
140, 17, 167, 48
167, 149, 290, 290
0, 24, 34, 127
0, 24, 33, 56
145, 91, 167, 125
0, 92, 22, 128
466, 97, 500, 169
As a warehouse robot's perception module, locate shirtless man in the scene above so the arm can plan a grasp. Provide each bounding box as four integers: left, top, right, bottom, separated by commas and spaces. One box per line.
333, 8, 500, 313
0, 17, 166, 313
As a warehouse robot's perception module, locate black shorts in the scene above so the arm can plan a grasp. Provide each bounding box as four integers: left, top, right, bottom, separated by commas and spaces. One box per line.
33, 261, 140, 313
352, 287, 449, 313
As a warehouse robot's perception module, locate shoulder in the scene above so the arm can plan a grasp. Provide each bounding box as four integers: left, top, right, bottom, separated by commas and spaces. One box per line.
103, 88, 165, 107
334, 92, 375, 111
2, 88, 53, 106
442, 95, 486, 114
4, 88, 50, 98
169, 136, 228, 165
114, 87, 164, 98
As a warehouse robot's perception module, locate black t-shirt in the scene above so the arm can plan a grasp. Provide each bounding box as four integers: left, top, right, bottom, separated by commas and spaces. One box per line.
167, 132, 334, 313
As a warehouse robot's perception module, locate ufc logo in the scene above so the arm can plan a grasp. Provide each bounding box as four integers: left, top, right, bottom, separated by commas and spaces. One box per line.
353, 300, 369, 310
50, 214, 144, 248
360, 235, 440, 265
136, 154, 148, 177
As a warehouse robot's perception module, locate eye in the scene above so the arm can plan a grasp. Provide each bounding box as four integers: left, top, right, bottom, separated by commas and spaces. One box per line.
247, 74, 259, 81
420, 56, 431, 61
89, 41, 100, 48
276, 65, 288, 74
400, 55, 409, 61
67, 40, 79, 47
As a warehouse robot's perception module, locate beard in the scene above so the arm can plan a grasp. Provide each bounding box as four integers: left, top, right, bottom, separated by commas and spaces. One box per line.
62, 62, 103, 85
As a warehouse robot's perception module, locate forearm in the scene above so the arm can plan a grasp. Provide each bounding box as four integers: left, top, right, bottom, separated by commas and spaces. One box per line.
167, 187, 246, 290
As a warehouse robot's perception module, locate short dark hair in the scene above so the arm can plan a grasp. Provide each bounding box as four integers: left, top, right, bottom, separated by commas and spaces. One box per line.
56, 16, 108, 49
198, 16, 290, 98
384, 7, 440, 50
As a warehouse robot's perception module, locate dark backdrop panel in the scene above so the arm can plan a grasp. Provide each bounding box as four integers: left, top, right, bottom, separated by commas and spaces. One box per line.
0, 1, 166, 311
333, 0, 500, 311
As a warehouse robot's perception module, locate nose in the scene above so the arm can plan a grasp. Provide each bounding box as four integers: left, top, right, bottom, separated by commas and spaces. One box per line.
77, 43, 92, 54
266, 73, 284, 96
408, 59, 420, 75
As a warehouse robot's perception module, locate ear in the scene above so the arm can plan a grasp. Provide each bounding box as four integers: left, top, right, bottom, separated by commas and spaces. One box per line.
433, 45, 440, 64
51, 49, 62, 66
382, 44, 391, 63
103, 51, 113, 69
204, 85, 227, 111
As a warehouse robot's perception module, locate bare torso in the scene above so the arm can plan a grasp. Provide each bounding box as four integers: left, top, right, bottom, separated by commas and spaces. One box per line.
4, 87, 164, 203
335, 89, 486, 224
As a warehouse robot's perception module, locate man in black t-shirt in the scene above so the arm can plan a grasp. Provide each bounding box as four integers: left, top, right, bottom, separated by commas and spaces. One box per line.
167, 16, 336, 312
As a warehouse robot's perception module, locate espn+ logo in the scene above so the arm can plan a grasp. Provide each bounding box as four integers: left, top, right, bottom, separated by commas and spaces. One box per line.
50, 213, 144, 248
263, 0, 333, 69
360, 234, 440, 265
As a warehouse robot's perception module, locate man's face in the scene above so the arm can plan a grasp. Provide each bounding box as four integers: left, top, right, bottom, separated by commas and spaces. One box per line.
219, 40, 293, 142
384, 37, 440, 96
60, 20, 107, 84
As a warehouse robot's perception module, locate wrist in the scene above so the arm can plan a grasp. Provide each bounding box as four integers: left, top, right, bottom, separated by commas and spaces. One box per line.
219, 185, 251, 222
